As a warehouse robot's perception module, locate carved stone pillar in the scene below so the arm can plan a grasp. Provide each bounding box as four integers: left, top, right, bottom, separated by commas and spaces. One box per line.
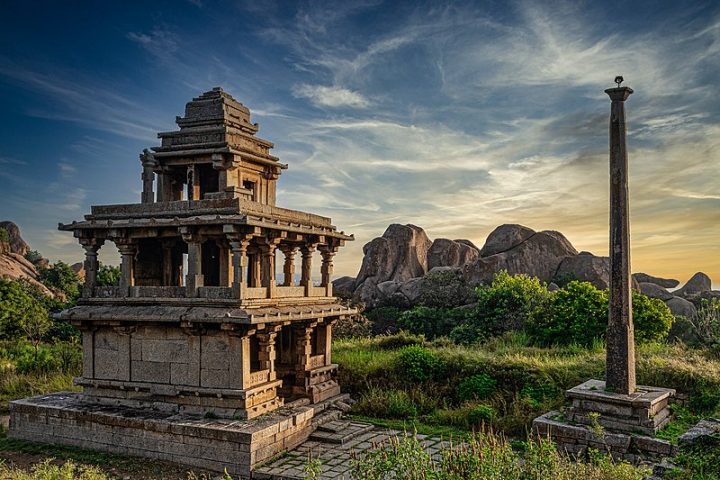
229, 237, 250, 299
257, 326, 281, 382
140, 149, 156, 204
182, 231, 204, 296
80, 238, 103, 298
216, 240, 232, 287
300, 244, 317, 296
250, 251, 261, 288
116, 240, 137, 295
320, 246, 337, 296
259, 241, 278, 299
293, 322, 315, 386
161, 239, 175, 286
187, 164, 200, 201
280, 245, 297, 286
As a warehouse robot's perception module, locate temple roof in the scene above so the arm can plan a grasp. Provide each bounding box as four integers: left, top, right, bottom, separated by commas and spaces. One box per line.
176, 87, 258, 134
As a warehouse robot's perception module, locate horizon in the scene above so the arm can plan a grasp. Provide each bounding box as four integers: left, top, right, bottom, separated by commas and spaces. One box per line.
1, 1, 719, 288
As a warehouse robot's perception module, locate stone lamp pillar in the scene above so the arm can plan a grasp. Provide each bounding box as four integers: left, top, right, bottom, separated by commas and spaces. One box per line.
605, 85, 635, 395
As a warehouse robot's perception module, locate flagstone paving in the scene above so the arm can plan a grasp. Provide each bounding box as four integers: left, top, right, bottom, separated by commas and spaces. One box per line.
253, 419, 450, 480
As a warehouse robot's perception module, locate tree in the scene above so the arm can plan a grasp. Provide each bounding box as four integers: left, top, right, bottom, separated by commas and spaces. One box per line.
38, 261, 82, 302
21, 306, 51, 362
0, 277, 48, 340
97, 263, 121, 287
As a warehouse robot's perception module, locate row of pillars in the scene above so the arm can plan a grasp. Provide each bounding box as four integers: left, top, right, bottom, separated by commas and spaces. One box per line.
78, 234, 337, 299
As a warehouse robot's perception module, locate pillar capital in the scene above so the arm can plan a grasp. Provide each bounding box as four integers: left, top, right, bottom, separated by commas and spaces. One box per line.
604, 86, 633, 102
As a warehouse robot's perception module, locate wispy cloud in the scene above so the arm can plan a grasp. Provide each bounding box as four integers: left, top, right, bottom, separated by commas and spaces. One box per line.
292, 84, 370, 108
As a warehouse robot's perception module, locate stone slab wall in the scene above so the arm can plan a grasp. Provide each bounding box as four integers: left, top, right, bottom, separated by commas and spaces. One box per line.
84, 325, 244, 391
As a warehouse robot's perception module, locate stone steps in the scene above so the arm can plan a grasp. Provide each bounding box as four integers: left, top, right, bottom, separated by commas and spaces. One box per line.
310, 419, 375, 444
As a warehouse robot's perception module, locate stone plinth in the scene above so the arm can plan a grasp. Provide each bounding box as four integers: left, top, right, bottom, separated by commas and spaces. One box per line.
566, 379, 675, 435
533, 379, 676, 463
9, 392, 348, 478
533, 411, 677, 463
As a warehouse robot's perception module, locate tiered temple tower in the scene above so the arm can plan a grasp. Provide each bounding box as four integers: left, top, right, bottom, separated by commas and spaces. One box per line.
56, 87, 356, 419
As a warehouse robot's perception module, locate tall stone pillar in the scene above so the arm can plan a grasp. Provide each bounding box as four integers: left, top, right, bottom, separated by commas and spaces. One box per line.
605, 83, 635, 395
182, 231, 204, 296
293, 322, 315, 387
161, 239, 175, 286
80, 239, 103, 298
250, 252, 261, 288
280, 245, 297, 286
116, 241, 137, 295
300, 244, 316, 296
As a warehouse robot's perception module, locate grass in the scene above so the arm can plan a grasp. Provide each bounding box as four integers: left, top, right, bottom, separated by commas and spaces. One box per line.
0, 360, 79, 414
335, 333, 720, 436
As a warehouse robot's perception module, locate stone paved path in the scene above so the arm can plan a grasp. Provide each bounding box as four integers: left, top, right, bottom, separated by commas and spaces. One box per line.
253, 419, 450, 480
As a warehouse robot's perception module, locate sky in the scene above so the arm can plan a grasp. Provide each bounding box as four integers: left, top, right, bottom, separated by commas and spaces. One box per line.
0, 0, 719, 286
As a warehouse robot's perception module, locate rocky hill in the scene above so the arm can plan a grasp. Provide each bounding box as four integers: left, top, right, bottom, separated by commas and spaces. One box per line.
335, 223, 718, 317
0, 221, 53, 296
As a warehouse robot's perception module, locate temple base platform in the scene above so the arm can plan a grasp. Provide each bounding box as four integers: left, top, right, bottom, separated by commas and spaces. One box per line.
9, 391, 349, 478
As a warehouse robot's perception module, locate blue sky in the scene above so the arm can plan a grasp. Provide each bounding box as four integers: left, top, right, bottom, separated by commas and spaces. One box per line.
1, 0, 719, 284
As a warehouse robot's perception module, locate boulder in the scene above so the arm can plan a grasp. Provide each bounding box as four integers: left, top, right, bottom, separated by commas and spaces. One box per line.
71, 261, 86, 281
632, 273, 680, 289
554, 252, 610, 289
676, 272, 713, 297
548, 282, 560, 292
398, 277, 424, 305
332, 276, 356, 299
639, 282, 674, 301
666, 296, 697, 319
353, 224, 432, 304
465, 229, 578, 286
427, 238, 480, 270
479, 224, 535, 257
0, 221, 30, 256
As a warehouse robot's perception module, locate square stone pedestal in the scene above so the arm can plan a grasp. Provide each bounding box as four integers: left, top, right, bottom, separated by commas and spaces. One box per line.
533, 379, 677, 463
9, 391, 348, 478
566, 379, 675, 435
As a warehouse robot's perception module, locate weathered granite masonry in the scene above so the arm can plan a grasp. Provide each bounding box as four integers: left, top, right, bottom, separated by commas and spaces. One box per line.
9, 88, 357, 476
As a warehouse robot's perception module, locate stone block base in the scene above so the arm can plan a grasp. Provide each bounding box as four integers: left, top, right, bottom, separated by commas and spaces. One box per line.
533, 411, 678, 463
9, 392, 347, 478
566, 379, 675, 435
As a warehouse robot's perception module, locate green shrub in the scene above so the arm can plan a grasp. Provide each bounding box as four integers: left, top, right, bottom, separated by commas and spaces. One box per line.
467, 404, 495, 425
448, 271, 548, 344
24, 250, 44, 265
419, 269, 474, 308
527, 281, 673, 346
397, 306, 465, 339
397, 345, 440, 382
457, 374, 497, 401
0, 228, 8, 244
632, 292, 674, 343
352, 387, 438, 419
364, 306, 405, 335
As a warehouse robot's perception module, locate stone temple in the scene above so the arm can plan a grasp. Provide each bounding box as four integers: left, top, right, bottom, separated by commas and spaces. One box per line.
9, 88, 357, 476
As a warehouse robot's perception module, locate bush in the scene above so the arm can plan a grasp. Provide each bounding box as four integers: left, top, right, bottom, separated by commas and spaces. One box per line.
467, 404, 495, 425
527, 281, 673, 346
457, 374, 497, 401
527, 281, 608, 346
419, 269, 474, 308
396, 345, 440, 382
0, 228, 8, 244
352, 387, 438, 419
398, 306, 466, 339
24, 250, 44, 265
686, 299, 720, 354
364, 306, 405, 335
448, 271, 549, 344
333, 314, 372, 339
